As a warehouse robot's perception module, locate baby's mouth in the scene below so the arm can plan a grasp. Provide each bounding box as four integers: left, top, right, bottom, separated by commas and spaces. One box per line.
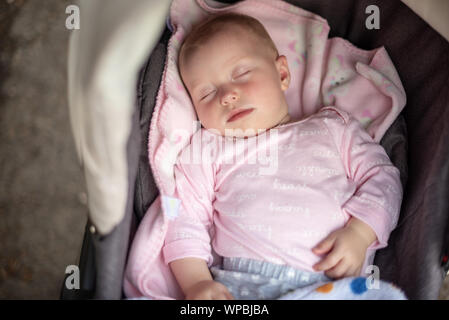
227, 108, 254, 123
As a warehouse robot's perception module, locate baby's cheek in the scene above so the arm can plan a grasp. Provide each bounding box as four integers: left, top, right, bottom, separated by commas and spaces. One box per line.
246, 82, 275, 105
197, 109, 213, 127
201, 110, 224, 131
260, 88, 285, 113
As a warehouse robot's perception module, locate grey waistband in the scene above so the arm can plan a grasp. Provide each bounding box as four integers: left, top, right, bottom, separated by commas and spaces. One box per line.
221, 257, 331, 285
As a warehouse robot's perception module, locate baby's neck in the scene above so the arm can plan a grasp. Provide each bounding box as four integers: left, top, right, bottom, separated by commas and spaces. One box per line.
277, 113, 292, 126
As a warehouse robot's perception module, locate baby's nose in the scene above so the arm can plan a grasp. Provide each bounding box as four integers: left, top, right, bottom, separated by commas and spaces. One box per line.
221, 90, 239, 106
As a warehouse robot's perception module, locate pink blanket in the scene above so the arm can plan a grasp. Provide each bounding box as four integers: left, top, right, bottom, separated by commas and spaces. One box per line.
123, 0, 406, 299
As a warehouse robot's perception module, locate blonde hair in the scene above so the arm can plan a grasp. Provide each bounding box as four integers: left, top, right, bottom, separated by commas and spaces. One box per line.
178, 13, 279, 69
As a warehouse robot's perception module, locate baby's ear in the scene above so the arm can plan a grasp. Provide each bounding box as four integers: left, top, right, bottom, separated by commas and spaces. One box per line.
276, 55, 291, 91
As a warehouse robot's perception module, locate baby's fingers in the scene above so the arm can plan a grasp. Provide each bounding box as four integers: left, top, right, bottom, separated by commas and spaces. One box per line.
213, 290, 234, 300
343, 265, 362, 278
224, 290, 235, 300
312, 233, 336, 255
324, 259, 349, 280
313, 249, 342, 272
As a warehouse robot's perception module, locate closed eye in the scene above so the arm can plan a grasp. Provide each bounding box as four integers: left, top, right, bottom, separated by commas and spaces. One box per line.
200, 90, 216, 101
235, 70, 250, 78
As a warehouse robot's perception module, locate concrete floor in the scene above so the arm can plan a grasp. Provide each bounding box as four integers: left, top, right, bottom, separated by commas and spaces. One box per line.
0, 0, 86, 299
0, 0, 447, 300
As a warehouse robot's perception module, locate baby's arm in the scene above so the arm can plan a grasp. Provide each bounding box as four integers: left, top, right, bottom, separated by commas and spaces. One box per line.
312, 108, 403, 279
164, 142, 233, 299
169, 258, 233, 300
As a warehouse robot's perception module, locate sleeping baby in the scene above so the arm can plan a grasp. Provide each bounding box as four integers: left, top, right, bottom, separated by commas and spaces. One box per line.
163, 13, 403, 300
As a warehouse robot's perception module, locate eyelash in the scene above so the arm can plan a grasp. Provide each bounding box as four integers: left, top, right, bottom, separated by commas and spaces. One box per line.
200, 70, 251, 101
201, 90, 216, 101
233, 70, 251, 81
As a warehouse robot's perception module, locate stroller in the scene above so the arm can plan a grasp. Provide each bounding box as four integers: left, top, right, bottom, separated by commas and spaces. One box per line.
62, 0, 449, 300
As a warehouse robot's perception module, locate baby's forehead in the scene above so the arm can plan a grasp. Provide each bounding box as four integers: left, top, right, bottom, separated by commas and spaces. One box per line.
215, 24, 261, 41
190, 29, 267, 59
180, 28, 256, 66
196, 22, 262, 46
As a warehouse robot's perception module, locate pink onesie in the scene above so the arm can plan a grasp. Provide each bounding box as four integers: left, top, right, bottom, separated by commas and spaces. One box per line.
162, 107, 403, 274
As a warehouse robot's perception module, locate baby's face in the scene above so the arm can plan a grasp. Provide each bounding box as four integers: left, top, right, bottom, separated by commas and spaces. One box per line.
179, 27, 291, 137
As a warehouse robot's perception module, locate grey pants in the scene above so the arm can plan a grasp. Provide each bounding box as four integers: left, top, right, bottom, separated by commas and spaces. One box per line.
210, 257, 331, 300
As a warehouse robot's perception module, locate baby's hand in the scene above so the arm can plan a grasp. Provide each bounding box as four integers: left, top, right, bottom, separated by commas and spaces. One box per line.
184, 280, 234, 300
312, 218, 377, 279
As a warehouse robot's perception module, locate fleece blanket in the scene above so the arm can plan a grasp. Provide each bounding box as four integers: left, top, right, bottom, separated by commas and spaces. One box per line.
278, 277, 407, 300
275, 277, 407, 300
124, 0, 406, 300
130, 276, 407, 300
